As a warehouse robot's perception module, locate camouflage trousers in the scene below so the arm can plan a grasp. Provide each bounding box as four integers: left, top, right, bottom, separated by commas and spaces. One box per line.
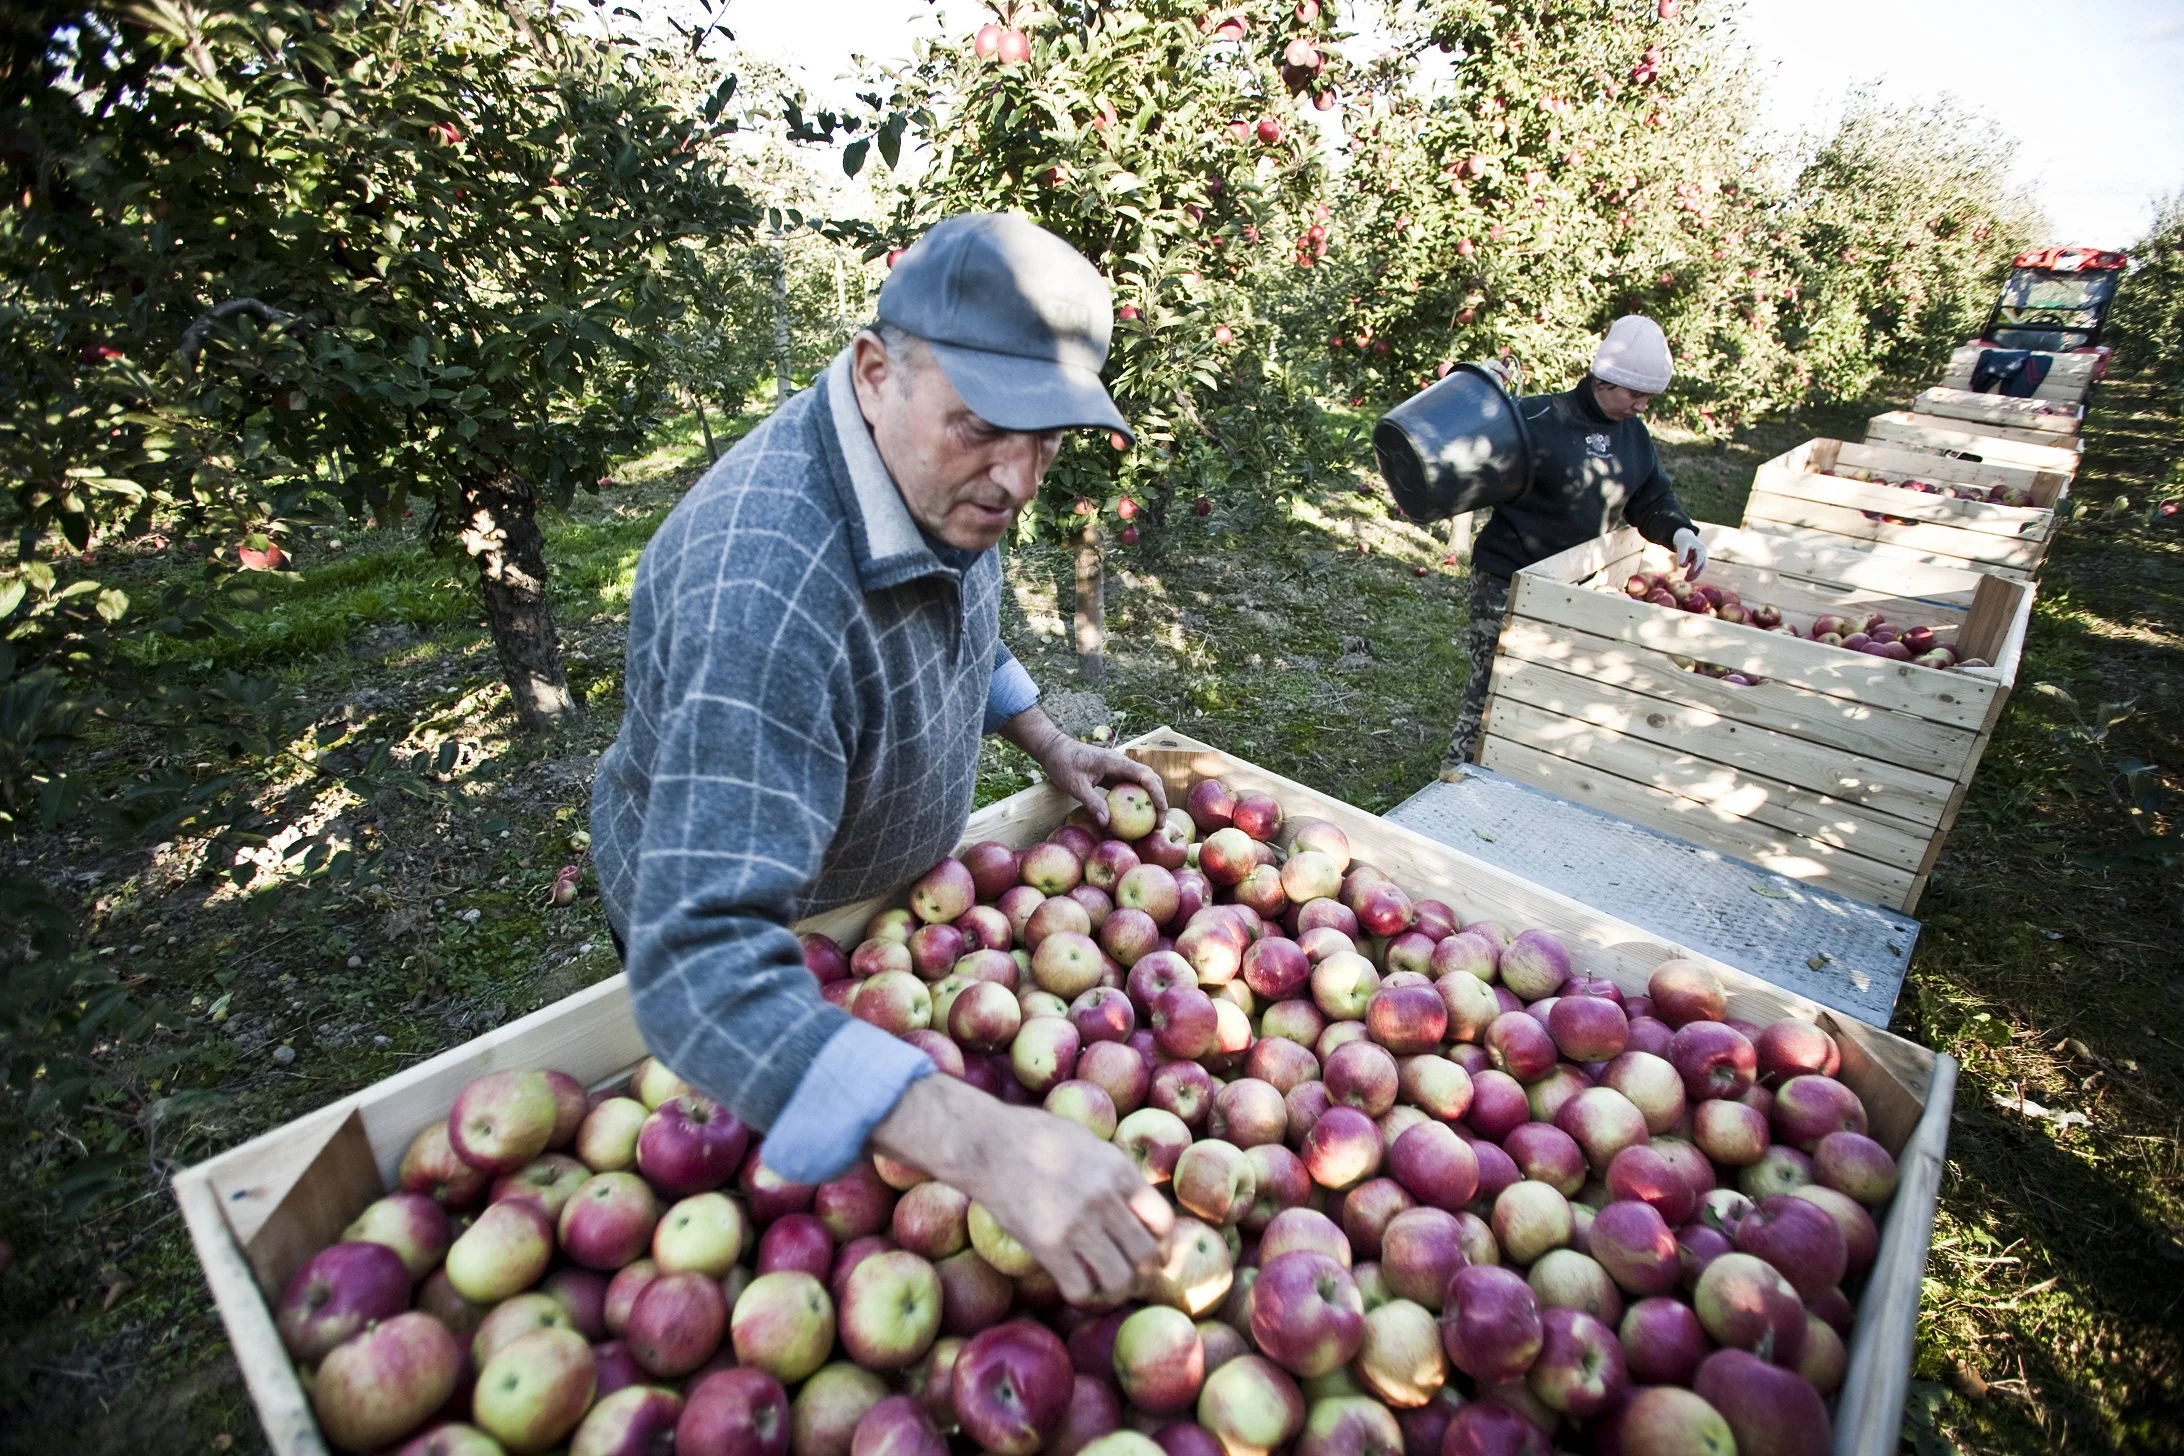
1444, 572, 1512, 769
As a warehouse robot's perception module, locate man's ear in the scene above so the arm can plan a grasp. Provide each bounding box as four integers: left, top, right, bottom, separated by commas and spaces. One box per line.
850, 332, 893, 429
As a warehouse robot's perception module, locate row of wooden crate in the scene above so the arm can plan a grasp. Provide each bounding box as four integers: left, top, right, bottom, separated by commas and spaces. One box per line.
1472, 342, 2094, 913
1755, 343, 2090, 583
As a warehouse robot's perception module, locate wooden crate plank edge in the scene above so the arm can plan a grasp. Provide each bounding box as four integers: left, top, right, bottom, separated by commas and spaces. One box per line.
1833, 1054, 1960, 1456
175, 1168, 333, 1456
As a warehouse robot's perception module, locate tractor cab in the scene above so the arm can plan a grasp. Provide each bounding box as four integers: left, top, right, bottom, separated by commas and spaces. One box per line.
1976, 245, 2129, 356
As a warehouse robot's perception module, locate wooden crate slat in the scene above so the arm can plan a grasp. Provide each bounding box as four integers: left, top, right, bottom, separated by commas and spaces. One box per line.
1689, 523, 1995, 603
1508, 575, 1997, 732
1488, 655, 1957, 836
1834, 1054, 1960, 1456
1759, 470, 2052, 541
1749, 471, 2050, 543
1742, 490, 2045, 562
1865, 412, 2083, 474
174, 1169, 334, 1456
176, 727, 1952, 1456
1955, 572, 2036, 670
1737, 518, 2029, 583
1495, 618, 1978, 778
1836, 439, 2070, 505
1478, 729, 1917, 909
1479, 695, 1934, 877
1913, 386, 2082, 436
1739, 491, 2044, 578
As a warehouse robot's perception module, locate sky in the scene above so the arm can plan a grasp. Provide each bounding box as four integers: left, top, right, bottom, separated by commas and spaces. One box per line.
720, 0, 2184, 250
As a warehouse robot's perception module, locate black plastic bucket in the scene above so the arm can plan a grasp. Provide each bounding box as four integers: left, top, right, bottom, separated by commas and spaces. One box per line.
1373, 364, 1535, 522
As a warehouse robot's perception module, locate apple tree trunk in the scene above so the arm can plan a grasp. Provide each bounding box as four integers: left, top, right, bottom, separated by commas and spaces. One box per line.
773, 241, 793, 402
1073, 523, 1106, 685
458, 472, 580, 731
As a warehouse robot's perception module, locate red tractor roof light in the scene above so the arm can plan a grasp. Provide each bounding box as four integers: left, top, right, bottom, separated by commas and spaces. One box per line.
2010, 245, 2129, 272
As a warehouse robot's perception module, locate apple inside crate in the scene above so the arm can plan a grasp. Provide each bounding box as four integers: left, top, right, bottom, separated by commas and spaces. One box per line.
1743, 438, 2068, 582
175, 729, 1956, 1456
1480, 525, 2033, 913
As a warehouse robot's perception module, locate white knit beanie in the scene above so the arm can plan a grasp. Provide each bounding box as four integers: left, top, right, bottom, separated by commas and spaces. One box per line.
1591, 315, 1674, 394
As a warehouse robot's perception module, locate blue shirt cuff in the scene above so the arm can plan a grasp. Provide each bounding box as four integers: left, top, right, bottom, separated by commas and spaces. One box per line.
757, 1020, 936, 1184
984, 647, 1041, 733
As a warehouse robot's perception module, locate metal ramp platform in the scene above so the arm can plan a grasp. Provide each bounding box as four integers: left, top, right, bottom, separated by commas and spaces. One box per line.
1387, 768, 1917, 1027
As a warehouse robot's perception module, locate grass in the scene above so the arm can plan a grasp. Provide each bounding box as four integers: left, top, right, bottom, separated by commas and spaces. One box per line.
1, 381, 2178, 1455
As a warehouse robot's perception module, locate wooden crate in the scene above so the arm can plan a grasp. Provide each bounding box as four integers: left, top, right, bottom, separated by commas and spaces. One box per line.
1939, 345, 2099, 404
1742, 437, 2066, 581
175, 728, 1958, 1456
1480, 525, 2034, 913
1911, 386, 2081, 439
1865, 411, 2083, 475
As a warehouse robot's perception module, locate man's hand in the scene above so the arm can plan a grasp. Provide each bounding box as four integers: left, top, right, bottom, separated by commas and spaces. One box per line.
999, 706, 1169, 828
1672, 527, 1708, 580
871, 1075, 1172, 1305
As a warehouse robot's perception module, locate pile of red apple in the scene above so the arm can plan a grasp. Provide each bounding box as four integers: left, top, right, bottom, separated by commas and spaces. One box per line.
1620, 570, 1784, 631
1833, 466, 2034, 511
272, 778, 1900, 1456
1612, 571, 1989, 675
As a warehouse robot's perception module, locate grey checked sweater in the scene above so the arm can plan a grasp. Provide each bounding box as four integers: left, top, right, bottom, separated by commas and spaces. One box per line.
591, 348, 1039, 1183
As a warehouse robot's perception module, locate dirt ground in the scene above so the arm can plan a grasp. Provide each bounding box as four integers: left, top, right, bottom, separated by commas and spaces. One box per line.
1, 380, 2177, 1454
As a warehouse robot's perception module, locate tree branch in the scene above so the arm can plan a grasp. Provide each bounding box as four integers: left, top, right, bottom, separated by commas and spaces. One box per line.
176, 299, 324, 365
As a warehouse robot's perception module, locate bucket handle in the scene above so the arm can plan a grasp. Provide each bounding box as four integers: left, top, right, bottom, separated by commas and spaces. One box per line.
1483, 350, 1527, 400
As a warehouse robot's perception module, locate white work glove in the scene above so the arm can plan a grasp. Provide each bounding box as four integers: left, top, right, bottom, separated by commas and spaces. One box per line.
1672, 528, 1708, 580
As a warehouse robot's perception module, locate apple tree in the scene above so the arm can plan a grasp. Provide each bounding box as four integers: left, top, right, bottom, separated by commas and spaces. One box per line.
1774, 96, 2044, 403
2112, 194, 2184, 403
4, 0, 758, 734
0, 0, 754, 1129
1299, 0, 1804, 429
851, 0, 1339, 678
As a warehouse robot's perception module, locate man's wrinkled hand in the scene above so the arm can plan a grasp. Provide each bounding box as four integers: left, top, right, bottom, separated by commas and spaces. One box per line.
970, 1104, 1173, 1305
871, 1076, 1172, 1307
1036, 736, 1170, 828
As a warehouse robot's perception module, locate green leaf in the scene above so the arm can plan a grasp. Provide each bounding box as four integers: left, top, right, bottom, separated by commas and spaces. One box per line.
703, 71, 738, 122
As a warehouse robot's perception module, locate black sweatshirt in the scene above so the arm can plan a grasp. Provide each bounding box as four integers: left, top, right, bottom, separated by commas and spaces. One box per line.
1470, 377, 1696, 584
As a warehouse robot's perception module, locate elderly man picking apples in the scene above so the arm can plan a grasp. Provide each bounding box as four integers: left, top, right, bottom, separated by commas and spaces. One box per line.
1443, 315, 1707, 772
592, 213, 1173, 1304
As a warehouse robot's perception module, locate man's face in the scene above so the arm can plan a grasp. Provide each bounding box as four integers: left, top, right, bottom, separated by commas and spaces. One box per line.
852, 333, 1062, 552
1590, 378, 1656, 422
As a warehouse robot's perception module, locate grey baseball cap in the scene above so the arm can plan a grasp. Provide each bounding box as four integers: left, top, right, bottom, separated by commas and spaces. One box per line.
878, 213, 1132, 441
